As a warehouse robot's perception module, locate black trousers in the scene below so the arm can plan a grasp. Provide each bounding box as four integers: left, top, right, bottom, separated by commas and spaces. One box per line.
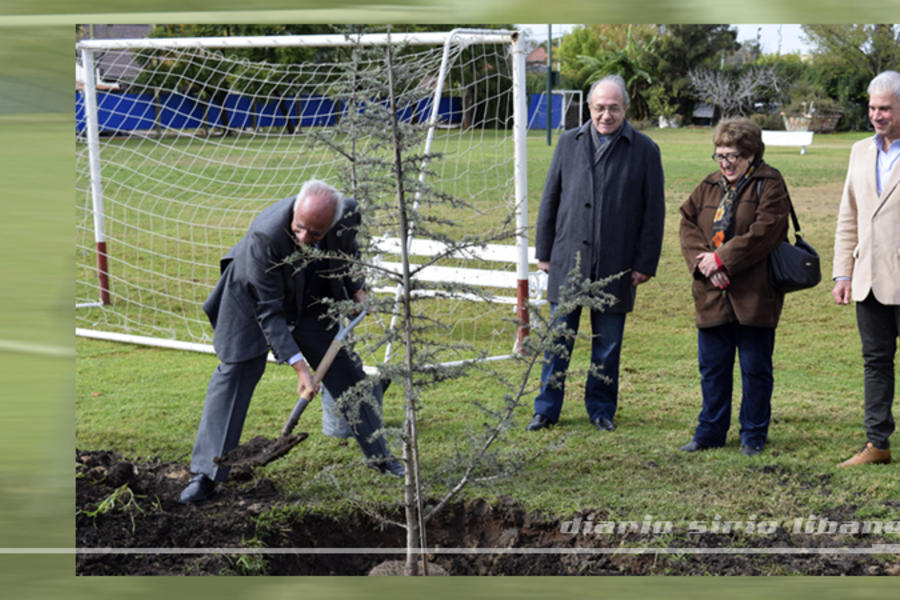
856, 293, 900, 450
190, 311, 390, 481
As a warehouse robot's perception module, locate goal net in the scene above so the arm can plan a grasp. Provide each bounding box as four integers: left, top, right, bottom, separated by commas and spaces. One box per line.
75, 29, 533, 367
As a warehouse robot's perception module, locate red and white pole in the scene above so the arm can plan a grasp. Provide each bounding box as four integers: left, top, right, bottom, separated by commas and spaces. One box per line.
512, 31, 529, 351
80, 46, 111, 305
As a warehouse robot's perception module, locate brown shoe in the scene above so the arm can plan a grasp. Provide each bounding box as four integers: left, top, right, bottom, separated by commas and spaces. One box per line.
837, 442, 891, 468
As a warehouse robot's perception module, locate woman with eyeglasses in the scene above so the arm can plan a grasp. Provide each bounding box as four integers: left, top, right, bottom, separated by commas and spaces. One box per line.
677, 117, 790, 457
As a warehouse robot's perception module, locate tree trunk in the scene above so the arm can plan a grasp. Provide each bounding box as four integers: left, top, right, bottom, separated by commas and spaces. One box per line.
278, 96, 297, 134
383, 31, 428, 577
212, 89, 234, 137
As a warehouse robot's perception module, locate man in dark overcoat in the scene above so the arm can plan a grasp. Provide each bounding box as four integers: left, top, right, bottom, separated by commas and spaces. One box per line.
179, 179, 402, 504
528, 75, 665, 433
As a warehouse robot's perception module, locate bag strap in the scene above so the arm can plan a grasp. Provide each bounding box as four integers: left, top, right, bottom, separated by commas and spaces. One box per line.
756, 179, 803, 238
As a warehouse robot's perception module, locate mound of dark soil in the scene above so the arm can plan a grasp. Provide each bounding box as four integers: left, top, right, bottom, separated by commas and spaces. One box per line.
76, 449, 900, 576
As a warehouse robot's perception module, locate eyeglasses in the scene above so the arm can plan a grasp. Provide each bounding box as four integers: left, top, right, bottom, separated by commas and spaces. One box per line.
712, 152, 742, 163
588, 104, 623, 115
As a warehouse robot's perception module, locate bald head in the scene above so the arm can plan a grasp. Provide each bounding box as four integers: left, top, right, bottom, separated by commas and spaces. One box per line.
588, 77, 628, 136
290, 180, 343, 245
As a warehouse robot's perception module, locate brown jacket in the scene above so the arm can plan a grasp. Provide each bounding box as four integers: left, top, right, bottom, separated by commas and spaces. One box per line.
679, 162, 790, 329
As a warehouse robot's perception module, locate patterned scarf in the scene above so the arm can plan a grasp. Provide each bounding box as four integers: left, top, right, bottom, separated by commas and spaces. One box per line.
711, 162, 757, 248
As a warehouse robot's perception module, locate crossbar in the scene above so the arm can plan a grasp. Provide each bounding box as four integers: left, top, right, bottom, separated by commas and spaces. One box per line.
76, 30, 517, 51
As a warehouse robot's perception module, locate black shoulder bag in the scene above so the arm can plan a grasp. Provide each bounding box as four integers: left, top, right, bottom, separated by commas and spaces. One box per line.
766, 184, 821, 293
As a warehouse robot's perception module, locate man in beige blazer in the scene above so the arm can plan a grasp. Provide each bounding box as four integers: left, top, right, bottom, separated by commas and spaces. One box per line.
832, 70, 900, 467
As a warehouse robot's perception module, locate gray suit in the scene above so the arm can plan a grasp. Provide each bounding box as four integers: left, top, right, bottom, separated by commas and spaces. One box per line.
189, 195, 391, 481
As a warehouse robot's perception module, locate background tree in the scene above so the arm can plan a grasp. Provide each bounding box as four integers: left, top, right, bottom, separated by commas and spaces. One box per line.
688, 64, 779, 118
556, 25, 603, 88
571, 25, 657, 121
751, 52, 808, 110
801, 24, 900, 130
802, 24, 900, 84
645, 24, 739, 120
556, 25, 657, 120
555, 24, 739, 123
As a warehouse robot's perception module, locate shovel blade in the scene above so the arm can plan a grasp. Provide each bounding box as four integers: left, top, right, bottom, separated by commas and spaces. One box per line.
214, 432, 309, 470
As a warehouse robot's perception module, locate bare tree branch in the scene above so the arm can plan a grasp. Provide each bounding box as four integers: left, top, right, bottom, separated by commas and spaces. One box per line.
688, 65, 778, 117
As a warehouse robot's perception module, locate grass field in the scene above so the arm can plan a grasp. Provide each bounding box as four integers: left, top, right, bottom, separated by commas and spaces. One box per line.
75, 125, 898, 543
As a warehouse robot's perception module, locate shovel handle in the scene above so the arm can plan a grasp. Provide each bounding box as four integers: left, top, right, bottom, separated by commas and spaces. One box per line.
281, 396, 311, 438
279, 333, 344, 438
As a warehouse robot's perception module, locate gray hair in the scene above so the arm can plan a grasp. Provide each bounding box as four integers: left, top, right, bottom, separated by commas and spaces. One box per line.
293, 179, 345, 228
868, 70, 900, 101
588, 74, 630, 108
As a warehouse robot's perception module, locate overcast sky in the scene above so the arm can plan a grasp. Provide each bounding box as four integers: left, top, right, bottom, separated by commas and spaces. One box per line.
517, 24, 811, 55
734, 24, 809, 54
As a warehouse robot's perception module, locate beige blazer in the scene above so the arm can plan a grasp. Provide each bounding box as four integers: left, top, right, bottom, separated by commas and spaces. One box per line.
833, 136, 900, 304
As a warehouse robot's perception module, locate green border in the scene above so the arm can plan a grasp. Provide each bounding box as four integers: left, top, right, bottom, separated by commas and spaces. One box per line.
0, 1, 897, 24
2, 2, 899, 598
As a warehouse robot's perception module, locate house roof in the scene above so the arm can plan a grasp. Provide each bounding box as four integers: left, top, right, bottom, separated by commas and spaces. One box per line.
76, 24, 153, 85
526, 46, 548, 64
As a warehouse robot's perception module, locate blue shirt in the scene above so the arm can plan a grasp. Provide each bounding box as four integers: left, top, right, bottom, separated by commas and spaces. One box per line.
874, 134, 900, 195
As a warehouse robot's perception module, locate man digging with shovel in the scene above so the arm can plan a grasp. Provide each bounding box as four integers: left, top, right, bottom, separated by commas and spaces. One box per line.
179, 179, 403, 505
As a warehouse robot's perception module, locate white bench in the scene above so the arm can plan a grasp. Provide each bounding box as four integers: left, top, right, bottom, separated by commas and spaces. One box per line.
370, 236, 546, 305
762, 130, 814, 155
323, 236, 547, 436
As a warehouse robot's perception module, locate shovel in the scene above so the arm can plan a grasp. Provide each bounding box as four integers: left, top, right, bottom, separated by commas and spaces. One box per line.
215, 311, 367, 471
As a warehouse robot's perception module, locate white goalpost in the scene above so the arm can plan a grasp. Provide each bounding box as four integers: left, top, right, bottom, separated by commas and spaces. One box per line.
75, 29, 533, 366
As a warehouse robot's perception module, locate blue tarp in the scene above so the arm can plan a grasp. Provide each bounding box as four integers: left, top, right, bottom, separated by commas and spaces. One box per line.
158, 93, 204, 129
300, 95, 338, 127
415, 96, 462, 125
74, 92, 156, 133
76, 91, 462, 132
528, 93, 565, 129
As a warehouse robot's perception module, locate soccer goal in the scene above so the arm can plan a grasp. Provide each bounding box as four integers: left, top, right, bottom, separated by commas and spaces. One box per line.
528, 89, 584, 131
76, 29, 534, 366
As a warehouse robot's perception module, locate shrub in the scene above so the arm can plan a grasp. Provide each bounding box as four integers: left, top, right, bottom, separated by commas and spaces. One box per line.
629, 117, 655, 131
750, 113, 784, 130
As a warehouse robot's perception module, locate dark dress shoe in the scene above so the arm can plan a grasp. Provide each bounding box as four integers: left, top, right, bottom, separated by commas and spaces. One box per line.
526, 414, 552, 431
370, 457, 405, 477
178, 474, 215, 504
741, 445, 764, 457
679, 440, 709, 452
591, 416, 615, 432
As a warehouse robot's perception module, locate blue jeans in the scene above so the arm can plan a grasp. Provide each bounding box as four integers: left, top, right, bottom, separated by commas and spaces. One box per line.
533, 303, 626, 423
693, 323, 775, 448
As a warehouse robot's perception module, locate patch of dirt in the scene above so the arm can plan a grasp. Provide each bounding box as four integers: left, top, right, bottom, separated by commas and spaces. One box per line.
76, 449, 900, 575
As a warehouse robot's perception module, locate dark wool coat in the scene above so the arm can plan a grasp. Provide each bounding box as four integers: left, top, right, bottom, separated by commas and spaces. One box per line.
203, 196, 363, 364
535, 120, 666, 311
679, 162, 790, 329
